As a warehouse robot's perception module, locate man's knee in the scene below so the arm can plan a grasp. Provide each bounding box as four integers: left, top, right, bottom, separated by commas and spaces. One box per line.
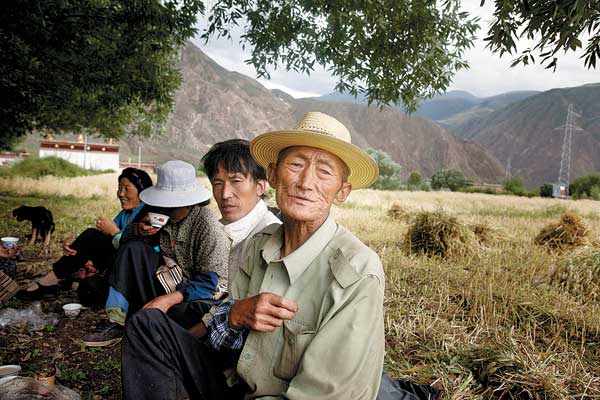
126, 308, 164, 337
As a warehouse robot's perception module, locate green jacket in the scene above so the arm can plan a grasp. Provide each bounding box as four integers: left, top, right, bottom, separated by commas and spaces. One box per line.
232, 215, 385, 399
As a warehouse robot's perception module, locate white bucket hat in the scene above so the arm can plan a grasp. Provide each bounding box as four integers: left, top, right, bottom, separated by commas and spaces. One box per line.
139, 160, 211, 208
250, 112, 379, 189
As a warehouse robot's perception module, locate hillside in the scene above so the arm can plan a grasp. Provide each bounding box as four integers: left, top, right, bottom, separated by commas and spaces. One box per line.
317, 90, 538, 130
460, 86, 600, 187
135, 43, 504, 181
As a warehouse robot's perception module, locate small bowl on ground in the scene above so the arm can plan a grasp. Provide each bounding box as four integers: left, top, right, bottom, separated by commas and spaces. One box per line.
1, 237, 19, 249
62, 303, 82, 319
147, 212, 170, 228
0, 364, 21, 378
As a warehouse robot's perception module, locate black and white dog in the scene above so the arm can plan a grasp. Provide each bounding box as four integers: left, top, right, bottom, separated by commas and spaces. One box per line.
12, 206, 55, 246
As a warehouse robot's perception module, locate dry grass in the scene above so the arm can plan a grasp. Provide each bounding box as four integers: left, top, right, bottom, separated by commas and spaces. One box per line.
534, 212, 592, 251
403, 210, 477, 258
3, 179, 600, 398
387, 201, 409, 222
549, 246, 600, 300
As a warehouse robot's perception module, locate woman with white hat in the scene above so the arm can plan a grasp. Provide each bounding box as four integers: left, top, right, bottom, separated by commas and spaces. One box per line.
82, 160, 230, 347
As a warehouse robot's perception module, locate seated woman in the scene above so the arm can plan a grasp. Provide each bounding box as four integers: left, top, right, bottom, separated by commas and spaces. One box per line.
17, 168, 153, 301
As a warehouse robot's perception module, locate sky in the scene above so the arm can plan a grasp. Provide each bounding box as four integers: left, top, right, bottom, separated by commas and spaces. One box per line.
193, 1, 599, 99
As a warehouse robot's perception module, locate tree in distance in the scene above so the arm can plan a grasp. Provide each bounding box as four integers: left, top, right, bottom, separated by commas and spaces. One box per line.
539, 183, 554, 198
431, 169, 467, 192
503, 176, 526, 196
366, 148, 402, 191
407, 171, 424, 191
570, 173, 600, 200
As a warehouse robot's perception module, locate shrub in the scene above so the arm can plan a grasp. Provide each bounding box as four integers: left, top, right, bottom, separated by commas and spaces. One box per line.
366, 148, 402, 190
570, 173, 600, 199
430, 169, 467, 191
539, 183, 553, 198
503, 176, 526, 195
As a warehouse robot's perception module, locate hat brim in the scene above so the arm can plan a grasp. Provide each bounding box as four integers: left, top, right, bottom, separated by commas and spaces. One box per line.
250, 130, 379, 189
139, 185, 212, 208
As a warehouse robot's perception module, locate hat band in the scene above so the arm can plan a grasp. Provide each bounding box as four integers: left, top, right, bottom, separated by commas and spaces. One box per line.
157, 183, 198, 192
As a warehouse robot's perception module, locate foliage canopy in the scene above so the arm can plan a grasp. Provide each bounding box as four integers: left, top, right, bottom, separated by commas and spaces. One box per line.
366, 148, 402, 191
431, 169, 467, 191
483, 0, 600, 70
0, 0, 202, 148
570, 173, 600, 200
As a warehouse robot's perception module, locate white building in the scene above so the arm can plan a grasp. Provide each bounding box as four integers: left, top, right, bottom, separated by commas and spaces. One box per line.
39, 140, 119, 171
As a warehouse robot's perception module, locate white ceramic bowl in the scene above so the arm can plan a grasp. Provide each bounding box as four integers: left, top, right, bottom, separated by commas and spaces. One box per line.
147, 212, 170, 228
0, 364, 21, 378
1, 237, 19, 249
62, 303, 82, 319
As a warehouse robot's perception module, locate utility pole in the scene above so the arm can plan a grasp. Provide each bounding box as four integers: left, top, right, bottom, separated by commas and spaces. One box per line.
557, 104, 583, 195
83, 134, 88, 169
505, 156, 511, 179
137, 146, 141, 168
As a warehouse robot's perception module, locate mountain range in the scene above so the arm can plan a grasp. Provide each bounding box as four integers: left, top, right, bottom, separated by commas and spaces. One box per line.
120, 43, 505, 182
319, 83, 600, 187
24, 42, 600, 188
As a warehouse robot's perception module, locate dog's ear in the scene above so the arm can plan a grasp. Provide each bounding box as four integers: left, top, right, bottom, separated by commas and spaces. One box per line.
12, 207, 22, 217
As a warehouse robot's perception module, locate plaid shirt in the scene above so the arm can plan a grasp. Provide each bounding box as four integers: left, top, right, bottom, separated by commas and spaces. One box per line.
207, 299, 247, 350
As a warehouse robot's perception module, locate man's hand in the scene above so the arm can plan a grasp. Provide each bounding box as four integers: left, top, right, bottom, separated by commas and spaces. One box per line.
229, 293, 298, 332
143, 292, 184, 314
95, 216, 120, 236
189, 322, 208, 337
62, 236, 77, 256
134, 215, 160, 237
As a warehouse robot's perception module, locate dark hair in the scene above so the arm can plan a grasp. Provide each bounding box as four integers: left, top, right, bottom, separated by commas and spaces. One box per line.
201, 139, 267, 183
119, 167, 153, 193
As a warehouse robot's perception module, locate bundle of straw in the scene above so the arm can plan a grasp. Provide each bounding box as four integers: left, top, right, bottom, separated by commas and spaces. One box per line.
549, 246, 600, 300
404, 210, 476, 258
387, 201, 410, 222
534, 212, 591, 251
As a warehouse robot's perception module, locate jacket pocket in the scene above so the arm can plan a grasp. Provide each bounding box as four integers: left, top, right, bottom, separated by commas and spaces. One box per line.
273, 320, 315, 380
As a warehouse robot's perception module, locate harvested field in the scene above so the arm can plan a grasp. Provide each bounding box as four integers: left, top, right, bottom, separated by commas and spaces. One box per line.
2, 180, 600, 399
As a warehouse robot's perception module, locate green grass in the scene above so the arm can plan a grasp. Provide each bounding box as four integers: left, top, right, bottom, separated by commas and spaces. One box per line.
0, 156, 112, 178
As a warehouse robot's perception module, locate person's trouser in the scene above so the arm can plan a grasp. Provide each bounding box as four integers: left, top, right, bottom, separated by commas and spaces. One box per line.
52, 228, 116, 279
108, 240, 217, 327
121, 308, 245, 400
108, 240, 163, 315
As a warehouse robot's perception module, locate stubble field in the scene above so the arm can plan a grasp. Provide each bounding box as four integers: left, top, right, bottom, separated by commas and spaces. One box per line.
1, 173, 599, 399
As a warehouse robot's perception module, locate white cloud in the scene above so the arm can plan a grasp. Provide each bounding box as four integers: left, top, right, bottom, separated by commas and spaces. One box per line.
194, 2, 599, 99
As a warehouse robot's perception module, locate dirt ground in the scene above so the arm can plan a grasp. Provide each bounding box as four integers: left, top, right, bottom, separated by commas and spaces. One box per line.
0, 254, 122, 400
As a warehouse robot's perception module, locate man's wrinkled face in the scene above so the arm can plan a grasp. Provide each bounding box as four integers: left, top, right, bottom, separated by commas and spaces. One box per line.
212, 164, 266, 223
269, 146, 351, 224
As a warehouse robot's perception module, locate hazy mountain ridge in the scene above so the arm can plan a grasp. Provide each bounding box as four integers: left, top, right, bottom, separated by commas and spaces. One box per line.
460, 86, 600, 186
317, 89, 540, 127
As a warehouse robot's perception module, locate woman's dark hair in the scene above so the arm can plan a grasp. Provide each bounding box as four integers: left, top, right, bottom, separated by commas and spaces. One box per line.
119, 167, 153, 193
201, 139, 267, 183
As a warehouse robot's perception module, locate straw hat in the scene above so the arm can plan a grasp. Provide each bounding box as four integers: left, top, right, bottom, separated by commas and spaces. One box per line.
139, 160, 212, 208
250, 112, 379, 189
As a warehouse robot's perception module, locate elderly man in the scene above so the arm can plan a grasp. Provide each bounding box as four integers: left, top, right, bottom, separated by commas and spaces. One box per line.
121, 113, 384, 399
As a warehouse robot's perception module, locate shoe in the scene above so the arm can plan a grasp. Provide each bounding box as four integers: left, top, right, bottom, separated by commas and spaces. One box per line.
15, 284, 59, 301
82, 321, 124, 347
